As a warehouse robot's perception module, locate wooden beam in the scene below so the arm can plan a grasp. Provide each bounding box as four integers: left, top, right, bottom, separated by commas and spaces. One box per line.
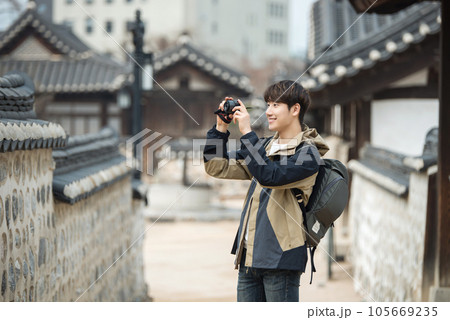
101, 101, 108, 127
349, 0, 423, 14
53, 92, 116, 102
342, 103, 352, 141
437, 0, 450, 289
422, 171, 438, 301
355, 99, 371, 158
373, 85, 438, 100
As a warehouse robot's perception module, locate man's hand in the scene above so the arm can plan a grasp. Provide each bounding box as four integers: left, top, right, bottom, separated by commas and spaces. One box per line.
216, 97, 234, 133
232, 99, 252, 135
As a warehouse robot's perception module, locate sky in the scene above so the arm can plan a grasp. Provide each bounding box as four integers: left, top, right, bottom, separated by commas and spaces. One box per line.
290, 0, 316, 57
1, 0, 316, 58
0, 0, 28, 31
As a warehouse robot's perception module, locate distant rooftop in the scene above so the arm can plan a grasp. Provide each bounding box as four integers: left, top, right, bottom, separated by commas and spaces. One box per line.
0, 6, 129, 94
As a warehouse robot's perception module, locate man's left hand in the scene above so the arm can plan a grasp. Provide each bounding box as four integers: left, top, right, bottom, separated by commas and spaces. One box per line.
232, 100, 252, 135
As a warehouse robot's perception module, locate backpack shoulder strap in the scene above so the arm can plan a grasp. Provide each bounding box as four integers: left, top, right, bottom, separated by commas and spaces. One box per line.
262, 136, 273, 148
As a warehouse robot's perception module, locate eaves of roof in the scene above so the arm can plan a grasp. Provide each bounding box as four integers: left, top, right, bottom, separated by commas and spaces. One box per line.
52, 127, 132, 204
0, 59, 129, 94
154, 42, 253, 94
303, 3, 441, 92
0, 8, 91, 58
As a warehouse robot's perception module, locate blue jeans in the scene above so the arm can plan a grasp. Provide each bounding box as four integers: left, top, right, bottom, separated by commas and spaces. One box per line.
237, 250, 301, 302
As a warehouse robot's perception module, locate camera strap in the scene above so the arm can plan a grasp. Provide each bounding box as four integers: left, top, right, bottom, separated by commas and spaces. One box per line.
214, 109, 233, 124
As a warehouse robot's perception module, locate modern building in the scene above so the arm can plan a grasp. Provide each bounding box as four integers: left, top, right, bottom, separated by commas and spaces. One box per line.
308, 0, 407, 60
52, 0, 291, 68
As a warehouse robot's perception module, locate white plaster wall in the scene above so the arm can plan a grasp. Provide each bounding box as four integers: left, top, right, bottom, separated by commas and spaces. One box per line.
371, 99, 438, 156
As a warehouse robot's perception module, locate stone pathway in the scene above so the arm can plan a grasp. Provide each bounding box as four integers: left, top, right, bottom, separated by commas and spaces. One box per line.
143, 220, 363, 302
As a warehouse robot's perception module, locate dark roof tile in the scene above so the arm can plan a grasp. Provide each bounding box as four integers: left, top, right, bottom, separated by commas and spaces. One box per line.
305, 3, 440, 91
0, 8, 129, 94
154, 41, 253, 94
52, 127, 132, 204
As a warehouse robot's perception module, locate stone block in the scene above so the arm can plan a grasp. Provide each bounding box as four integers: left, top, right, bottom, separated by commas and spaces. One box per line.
430, 287, 450, 302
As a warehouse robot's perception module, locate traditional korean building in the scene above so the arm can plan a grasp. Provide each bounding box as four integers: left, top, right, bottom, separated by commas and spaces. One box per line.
0, 4, 253, 140
303, 1, 446, 301
304, 2, 440, 158
143, 40, 253, 139
0, 5, 129, 136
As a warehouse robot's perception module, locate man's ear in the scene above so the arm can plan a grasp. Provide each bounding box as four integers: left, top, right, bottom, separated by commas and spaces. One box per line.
291, 103, 301, 116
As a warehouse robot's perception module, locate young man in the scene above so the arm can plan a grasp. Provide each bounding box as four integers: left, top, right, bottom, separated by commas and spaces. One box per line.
203, 80, 329, 302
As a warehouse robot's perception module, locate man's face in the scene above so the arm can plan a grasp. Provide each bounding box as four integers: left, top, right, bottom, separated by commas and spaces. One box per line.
265, 101, 297, 132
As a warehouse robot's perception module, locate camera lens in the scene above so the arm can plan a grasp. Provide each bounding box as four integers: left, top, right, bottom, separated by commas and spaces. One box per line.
223, 100, 239, 114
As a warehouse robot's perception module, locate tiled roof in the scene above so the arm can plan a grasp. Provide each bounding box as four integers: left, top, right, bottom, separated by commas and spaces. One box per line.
0, 8, 91, 57
0, 72, 34, 113
0, 59, 129, 94
0, 72, 67, 152
0, 8, 129, 94
52, 127, 132, 204
348, 128, 438, 197
154, 41, 253, 94
303, 2, 441, 91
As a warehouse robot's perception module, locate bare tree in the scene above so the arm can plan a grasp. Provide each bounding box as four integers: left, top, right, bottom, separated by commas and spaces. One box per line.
5, 0, 23, 12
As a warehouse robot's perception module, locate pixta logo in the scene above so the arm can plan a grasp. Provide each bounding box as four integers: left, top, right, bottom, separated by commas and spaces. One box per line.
126, 129, 172, 175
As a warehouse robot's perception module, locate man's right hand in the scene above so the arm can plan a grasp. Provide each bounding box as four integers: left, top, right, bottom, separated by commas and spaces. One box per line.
216, 97, 234, 133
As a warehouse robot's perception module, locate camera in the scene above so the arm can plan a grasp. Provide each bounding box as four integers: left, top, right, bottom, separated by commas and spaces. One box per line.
223, 100, 241, 114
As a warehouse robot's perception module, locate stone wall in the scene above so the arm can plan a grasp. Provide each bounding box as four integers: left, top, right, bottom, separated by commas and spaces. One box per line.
0, 148, 148, 301
349, 170, 430, 301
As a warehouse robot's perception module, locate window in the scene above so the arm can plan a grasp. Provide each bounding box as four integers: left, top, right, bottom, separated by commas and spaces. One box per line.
66, 0, 73, 4
62, 20, 74, 31
86, 0, 93, 4
268, 2, 285, 18
105, 20, 113, 33
211, 22, 217, 34
267, 30, 285, 45
179, 75, 190, 89
247, 14, 257, 26
86, 18, 93, 34
106, 0, 113, 3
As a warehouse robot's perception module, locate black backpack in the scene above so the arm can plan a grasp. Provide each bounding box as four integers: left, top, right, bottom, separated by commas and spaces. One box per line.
292, 157, 349, 284
292, 158, 349, 247
263, 137, 349, 282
